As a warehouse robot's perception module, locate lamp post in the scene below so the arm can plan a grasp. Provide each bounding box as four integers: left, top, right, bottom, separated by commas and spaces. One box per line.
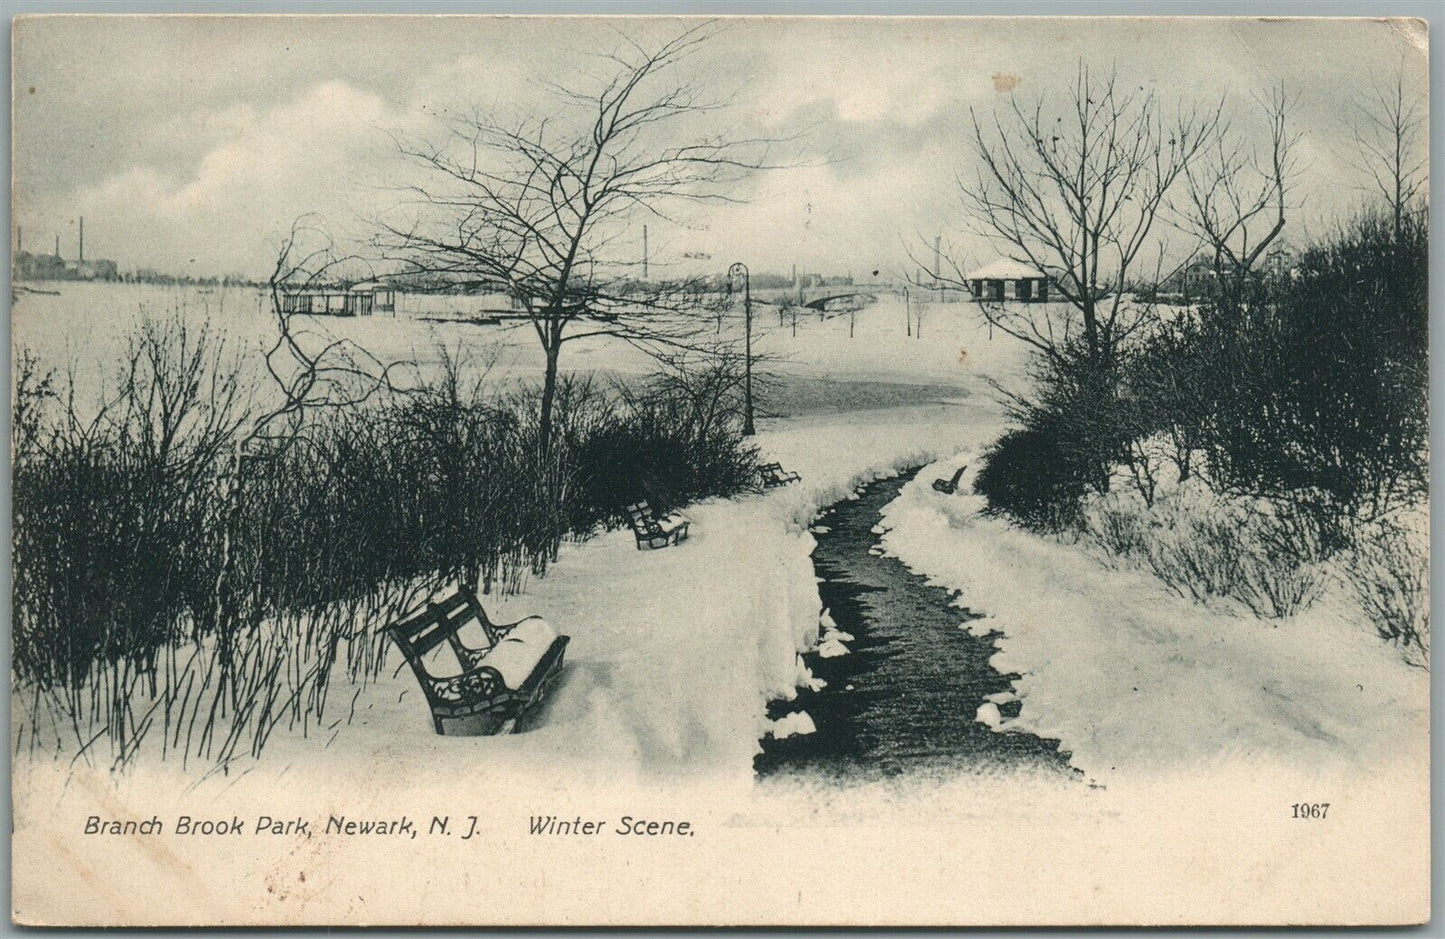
728, 261, 756, 436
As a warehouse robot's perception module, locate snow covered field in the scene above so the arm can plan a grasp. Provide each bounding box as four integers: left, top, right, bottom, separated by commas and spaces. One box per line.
12, 287, 1428, 924
10, 282, 1018, 403
12, 284, 1424, 788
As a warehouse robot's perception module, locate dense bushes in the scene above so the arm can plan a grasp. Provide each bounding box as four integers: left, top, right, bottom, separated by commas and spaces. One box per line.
973, 206, 1427, 651
974, 422, 1086, 532
12, 323, 249, 689
975, 346, 1136, 530
569, 353, 761, 523
1181, 209, 1429, 530
12, 316, 759, 768
980, 206, 1427, 526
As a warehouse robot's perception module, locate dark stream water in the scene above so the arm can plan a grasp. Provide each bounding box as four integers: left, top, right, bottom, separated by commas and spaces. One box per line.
755, 469, 1074, 782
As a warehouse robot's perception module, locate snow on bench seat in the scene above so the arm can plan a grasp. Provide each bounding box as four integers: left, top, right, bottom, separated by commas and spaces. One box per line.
481, 617, 561, 690
656, 512, 689, 534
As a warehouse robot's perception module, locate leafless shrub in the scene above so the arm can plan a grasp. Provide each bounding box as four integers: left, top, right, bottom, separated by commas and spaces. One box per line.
1349, 520, 1429, 667
13, 295, 759, 771
1079, 498, 1150, 564
1079, 489, 1325, 619
1234, 505, 1326, 619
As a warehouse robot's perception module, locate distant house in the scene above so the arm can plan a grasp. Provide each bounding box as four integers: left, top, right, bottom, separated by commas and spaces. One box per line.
963, 259, 1051, 302
1261, 245, 1298, 282
1178, 256, 1217, 297
1162, 246, 1296, 299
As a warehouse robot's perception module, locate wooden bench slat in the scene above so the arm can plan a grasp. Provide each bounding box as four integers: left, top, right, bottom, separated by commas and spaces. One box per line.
759, 461, 802, 487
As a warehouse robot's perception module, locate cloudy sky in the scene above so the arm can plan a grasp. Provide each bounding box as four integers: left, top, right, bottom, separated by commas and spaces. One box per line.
12, 15, 1428, 279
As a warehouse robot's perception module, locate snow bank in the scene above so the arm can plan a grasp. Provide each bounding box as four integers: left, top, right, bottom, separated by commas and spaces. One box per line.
767, 711, 817, 739
879, 452, 1430, 782
13, 403, 988, 798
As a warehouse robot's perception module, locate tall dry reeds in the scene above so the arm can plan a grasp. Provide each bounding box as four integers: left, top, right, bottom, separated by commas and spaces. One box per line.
13, 313, 759, 773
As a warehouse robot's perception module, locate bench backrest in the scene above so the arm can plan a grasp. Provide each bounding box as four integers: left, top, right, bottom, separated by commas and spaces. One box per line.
386, 588, 499, 666
628, 501, 673, 539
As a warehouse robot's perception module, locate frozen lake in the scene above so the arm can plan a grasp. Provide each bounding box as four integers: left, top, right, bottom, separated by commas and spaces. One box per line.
11, 281, 1031, 417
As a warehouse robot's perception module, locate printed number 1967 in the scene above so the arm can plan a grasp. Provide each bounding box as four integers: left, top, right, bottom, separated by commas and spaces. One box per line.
1292, 803, 1330, 819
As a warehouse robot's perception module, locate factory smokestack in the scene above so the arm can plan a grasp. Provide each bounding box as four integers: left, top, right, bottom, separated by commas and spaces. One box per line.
79, 217, 84, 263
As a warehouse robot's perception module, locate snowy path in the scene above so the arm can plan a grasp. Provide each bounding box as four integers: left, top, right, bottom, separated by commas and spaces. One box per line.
63, 401, 992, 796
356, 404, 990, 779
878, 450, 1431, 784
757, 468, 1073, 781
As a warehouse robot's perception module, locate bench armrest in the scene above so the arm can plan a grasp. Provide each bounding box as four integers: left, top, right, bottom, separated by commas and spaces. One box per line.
492, 614, 549, 638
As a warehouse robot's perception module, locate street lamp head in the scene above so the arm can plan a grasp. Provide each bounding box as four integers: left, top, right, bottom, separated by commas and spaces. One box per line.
727, 261, 749, 296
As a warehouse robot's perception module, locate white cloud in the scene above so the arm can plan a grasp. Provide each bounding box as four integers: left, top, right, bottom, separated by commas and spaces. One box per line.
12, 16, 1428, 278
60, 80, 396, 272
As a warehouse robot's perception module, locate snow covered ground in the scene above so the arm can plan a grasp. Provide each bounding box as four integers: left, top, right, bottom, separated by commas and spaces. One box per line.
11, 289, 1428, 924
12, 402, 984, 794
13, 287, 1425, 792
877, 456, 1430, 783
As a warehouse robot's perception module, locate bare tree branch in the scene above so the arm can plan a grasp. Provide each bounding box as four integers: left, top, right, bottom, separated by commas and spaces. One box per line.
1174, 81, 1302, 290
1345, 64, 1427, 240
926, 63, 1217, 369
373, 26, 791, 450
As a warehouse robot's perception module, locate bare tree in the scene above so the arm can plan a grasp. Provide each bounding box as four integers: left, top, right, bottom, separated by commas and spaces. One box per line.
932, 64, 1217, 369
378, 24, 781, 451
1347, 66, 1427, 240
1178, 82, 1301, 288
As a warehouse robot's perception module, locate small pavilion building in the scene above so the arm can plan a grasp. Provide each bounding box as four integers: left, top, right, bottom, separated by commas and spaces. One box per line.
278, 280, 397, 317
964, 259, 1051, 303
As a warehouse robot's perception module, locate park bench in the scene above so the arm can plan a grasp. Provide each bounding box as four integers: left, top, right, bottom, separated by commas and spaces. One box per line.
384, 587, 569, 736
759, 461, 802, 488
931, 464, 968, 495
625, 500, 691, 549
